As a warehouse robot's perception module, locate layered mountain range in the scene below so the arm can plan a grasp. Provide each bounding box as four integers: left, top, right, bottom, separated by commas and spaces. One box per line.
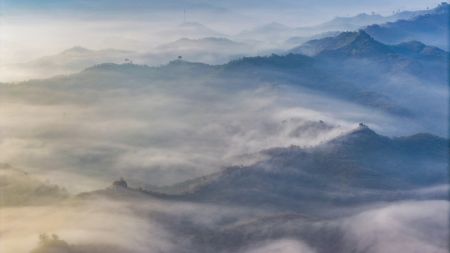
1, 2, 448, 253
2, 3, 447, 83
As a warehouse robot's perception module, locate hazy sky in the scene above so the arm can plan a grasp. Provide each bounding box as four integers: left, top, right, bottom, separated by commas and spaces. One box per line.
1, 0, 443, 28
2, 0, 443, 16
0, 0, 443, 64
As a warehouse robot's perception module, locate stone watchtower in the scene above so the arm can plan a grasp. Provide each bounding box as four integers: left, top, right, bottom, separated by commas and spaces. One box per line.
112, 177, 128, 189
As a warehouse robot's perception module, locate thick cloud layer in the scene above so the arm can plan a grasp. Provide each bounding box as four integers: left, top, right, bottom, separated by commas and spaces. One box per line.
339, 200, 449, 253
243, 239, 317, 253
1, 193, 447, 253
0, 199, 175, 253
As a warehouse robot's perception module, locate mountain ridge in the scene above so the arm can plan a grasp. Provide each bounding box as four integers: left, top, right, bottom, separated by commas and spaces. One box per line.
291, 30, 447, 59
364, 2, 449, 49
80, 125, 448, 214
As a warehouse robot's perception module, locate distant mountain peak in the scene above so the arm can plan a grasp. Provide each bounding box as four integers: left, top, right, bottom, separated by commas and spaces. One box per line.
170, 37, 239, 44
364, 3, 448, 49
353, 30, 372, 39
62, 46, 91, 54
344, 122, 377, 137
327, 31, 396, 57
327, 12, 383, 24
179, 21, 205, 27
177, 22, 217, 31
328, 123, 382, 146
290, 30, 385, 57
354, 122, 375, 134
173, 22, 223, 37
434, 2, 449, 14
262, 22, 290, 30
336, 30, 376, 44
238, 22, 291, 38
201, 37, 237, 43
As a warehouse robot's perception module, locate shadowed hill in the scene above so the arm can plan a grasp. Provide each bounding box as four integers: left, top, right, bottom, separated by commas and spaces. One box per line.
0, 164, 68, 206
168, 125, 447, 211
83, 125, 448, 215
5, 33, 446, 128
364, 2, 449, 49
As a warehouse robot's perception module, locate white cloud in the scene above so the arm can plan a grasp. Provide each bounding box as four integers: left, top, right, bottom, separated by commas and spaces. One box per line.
243, 239, 316, 253
340, 200, 449, 253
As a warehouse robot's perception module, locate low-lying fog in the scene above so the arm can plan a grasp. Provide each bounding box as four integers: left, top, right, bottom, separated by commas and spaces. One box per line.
0, 1, 447, 253
1, 191, 447, 253
1, 77, 409, 191
1, 65, 446, 252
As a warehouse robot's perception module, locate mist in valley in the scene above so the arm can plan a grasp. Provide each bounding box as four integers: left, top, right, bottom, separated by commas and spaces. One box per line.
0, 1, 448, 253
